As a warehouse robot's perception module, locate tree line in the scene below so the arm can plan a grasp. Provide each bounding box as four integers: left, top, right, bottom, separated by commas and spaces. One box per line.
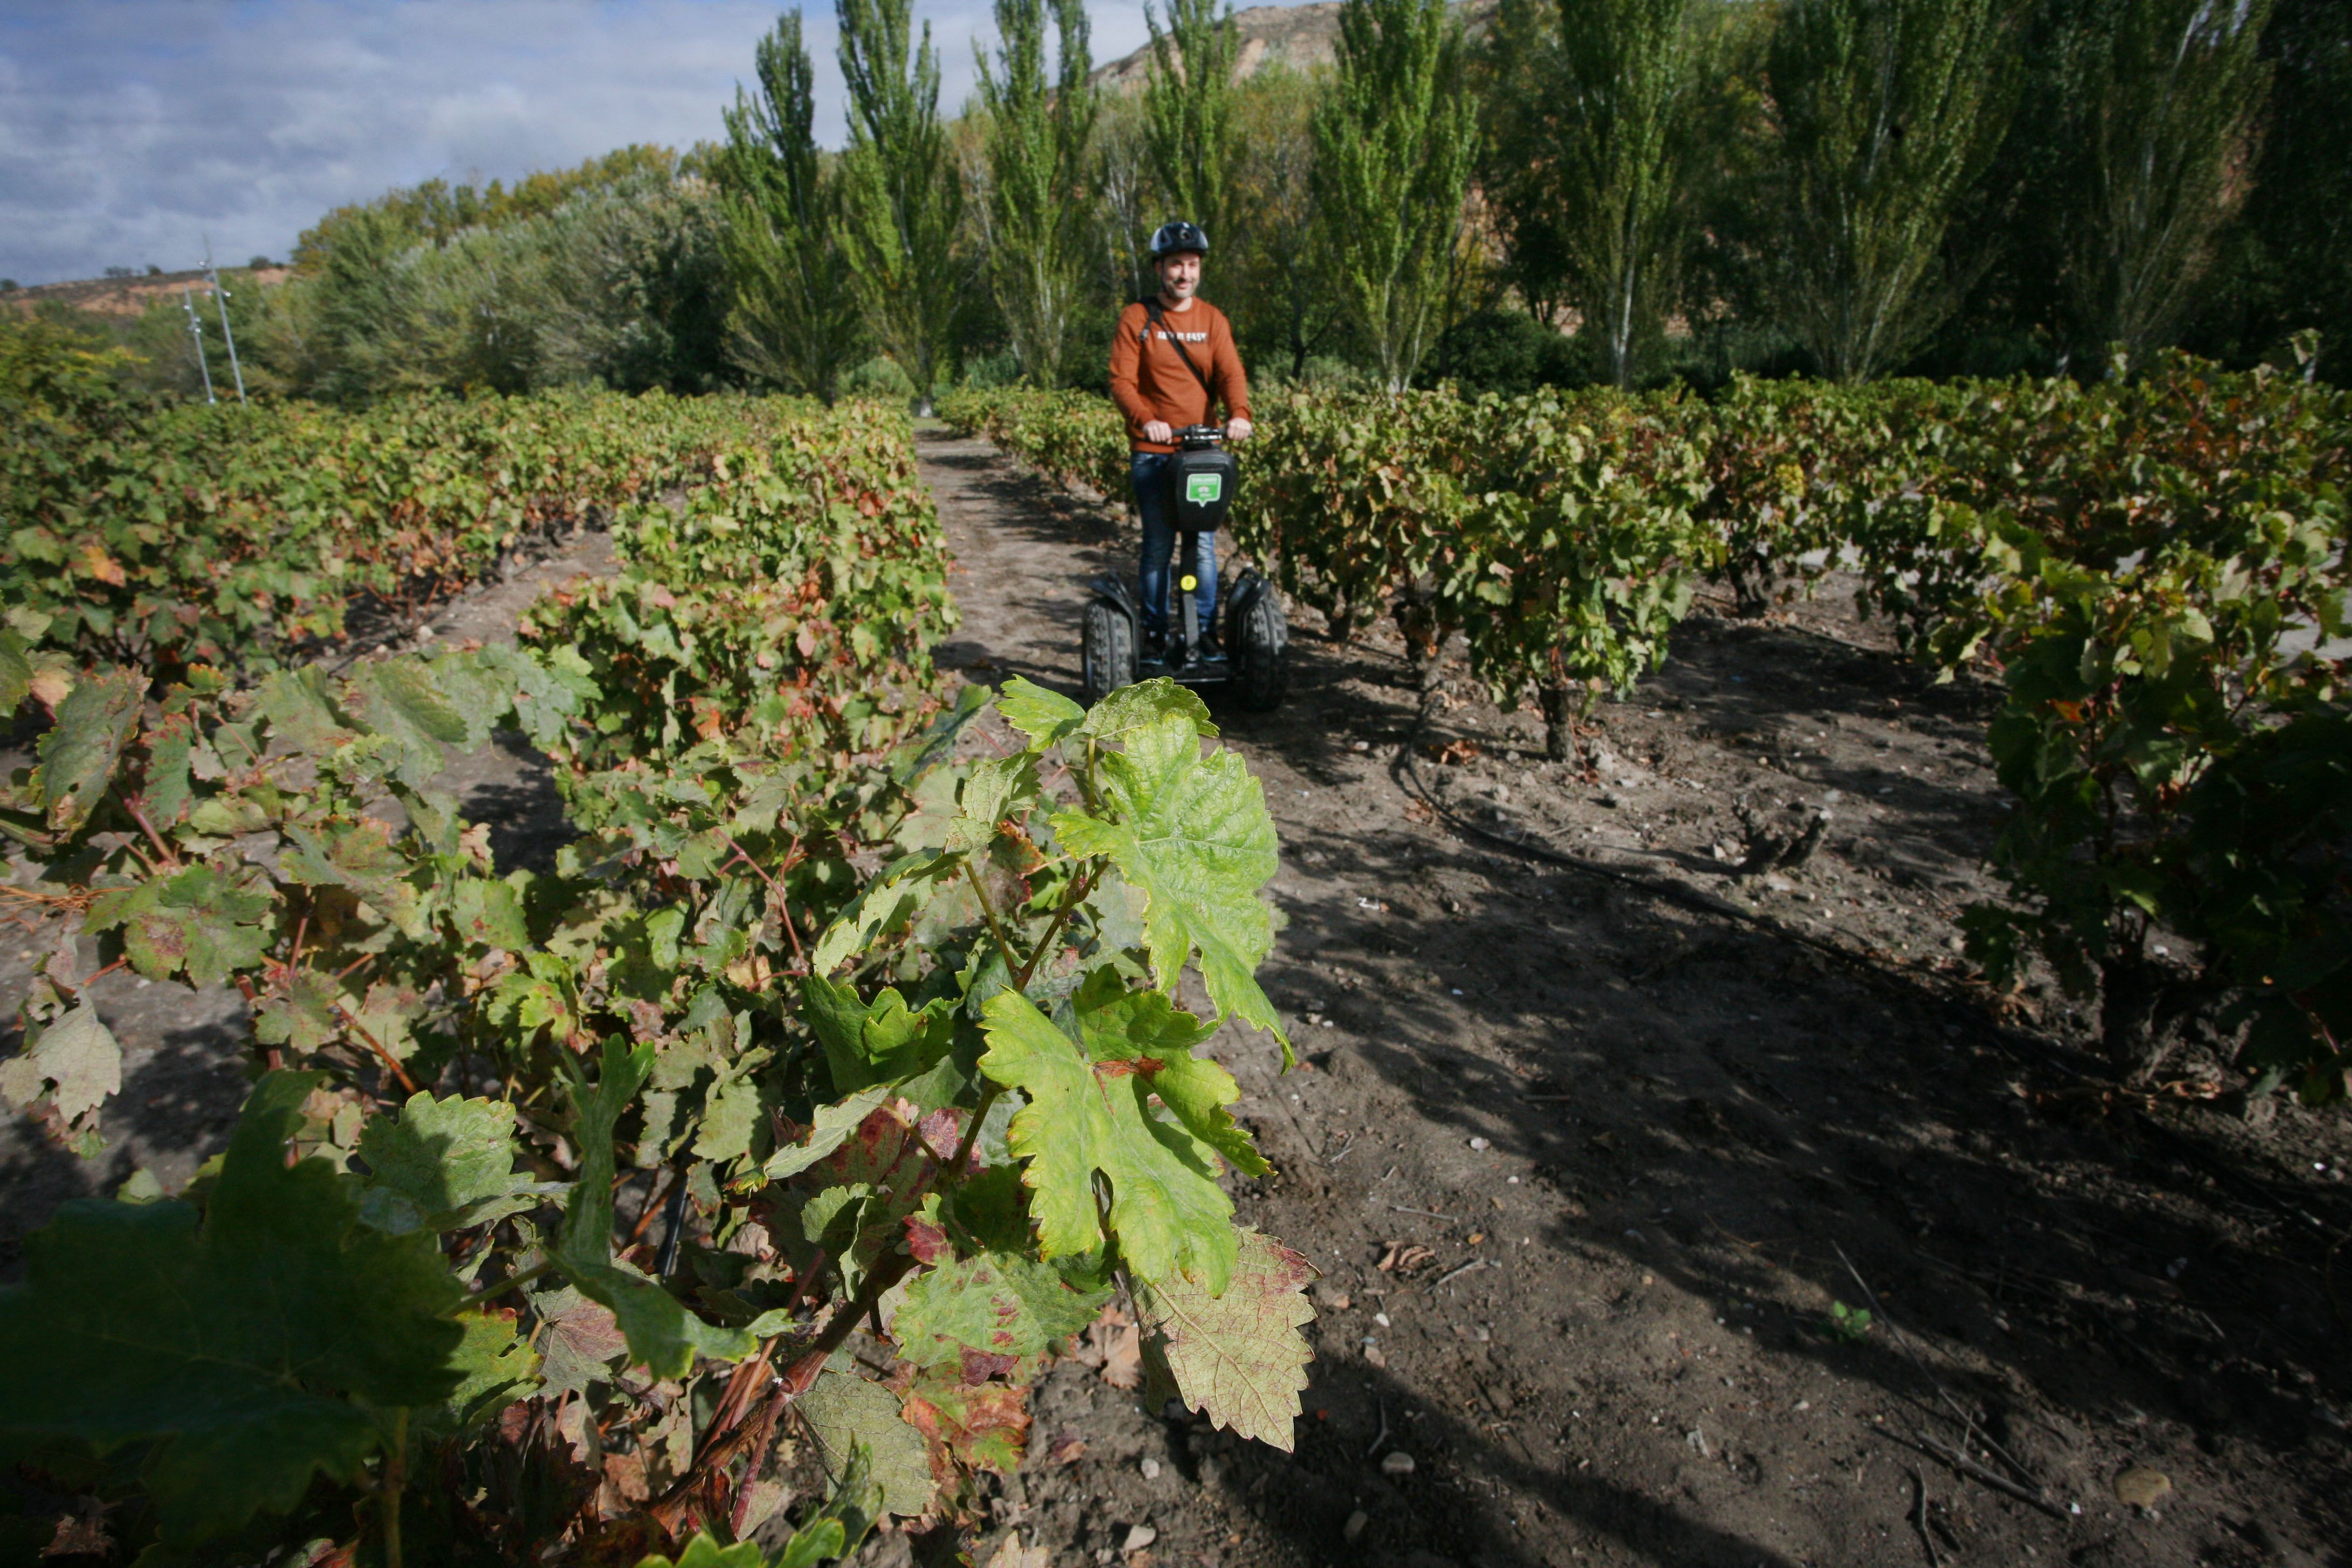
43, 0, 2351, 404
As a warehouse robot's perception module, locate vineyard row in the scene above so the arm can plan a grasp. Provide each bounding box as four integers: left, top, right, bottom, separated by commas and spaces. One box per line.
940, 363, 2352, 1101
0, 380, 1310, 1565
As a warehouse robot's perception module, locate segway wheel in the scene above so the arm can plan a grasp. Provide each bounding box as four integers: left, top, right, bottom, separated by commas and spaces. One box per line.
1234, 584, 1289, 711
1083, 598, 1135, 705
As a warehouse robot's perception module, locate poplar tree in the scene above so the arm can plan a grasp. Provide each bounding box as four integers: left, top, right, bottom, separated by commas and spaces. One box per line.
1766, 0, 2021, 381
1552, 0, 1709, 388
1142, 0, 1241, 255
2060, 0, 2274, 370
837, 0, 965, 412
716, 12, 863, 403
977, 0, 1100, 384
1310, 0, 1480, 391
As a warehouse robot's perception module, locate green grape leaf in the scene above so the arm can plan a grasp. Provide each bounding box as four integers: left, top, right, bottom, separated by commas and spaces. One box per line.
1069, 974, 1271, 1180
85, 863, 275, 990
0, 629, 31, 716
355, 1091, 545, 1235
421, 1308, 543, 1438
254, 666, 353, 758
944, 754, 1038, 854
1075, 677, 1216, 744
893, 1252, 1110, 1369
345, 659, 468, 788
803, 977, 956, 1094
0, 1002, 121, 1125
556, 1039, 755, 1377
775, 1517, 852, 1568
34, 664, 143, 832
633, 1533, 771, 1567
976, 989, 1237, 1292
252, 968, 345, 1056
893, 679, 992, 783
1134, 1228, 1318, 1451
761, 1084, 895, 1181
0, 1070, 467, 1545
1051, 711, 1291, 1063
279, 817, 411, 911
809, 851, 957, 975
795, 1368, 934, 1517
996, 676, 1084, 749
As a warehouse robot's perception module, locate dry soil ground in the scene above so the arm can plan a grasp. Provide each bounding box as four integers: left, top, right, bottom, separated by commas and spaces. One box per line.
3, 432, 2348, 1568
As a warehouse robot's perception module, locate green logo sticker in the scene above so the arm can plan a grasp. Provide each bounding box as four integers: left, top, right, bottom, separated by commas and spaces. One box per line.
1185, 473, 1223, 505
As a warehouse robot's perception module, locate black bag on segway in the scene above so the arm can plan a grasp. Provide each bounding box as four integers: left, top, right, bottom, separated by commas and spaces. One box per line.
1167, 442, 1238, 531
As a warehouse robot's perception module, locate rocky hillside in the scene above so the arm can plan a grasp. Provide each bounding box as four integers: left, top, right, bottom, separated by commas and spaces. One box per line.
1091, 0, 1496, 91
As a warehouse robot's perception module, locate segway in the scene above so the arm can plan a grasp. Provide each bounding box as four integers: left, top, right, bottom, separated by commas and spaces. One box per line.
1083, 424, 1288, 711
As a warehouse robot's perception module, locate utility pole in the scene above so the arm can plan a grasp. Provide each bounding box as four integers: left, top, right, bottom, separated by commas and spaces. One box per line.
202, 237, 246, 404
181, 285, 215, 404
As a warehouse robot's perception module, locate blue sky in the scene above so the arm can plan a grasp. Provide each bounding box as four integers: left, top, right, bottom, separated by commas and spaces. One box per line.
0, 1, 1157, 286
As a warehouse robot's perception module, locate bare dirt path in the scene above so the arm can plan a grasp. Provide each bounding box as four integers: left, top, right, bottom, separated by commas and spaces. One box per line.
916, 429, 2350, 1568
0, 528, 615, 1259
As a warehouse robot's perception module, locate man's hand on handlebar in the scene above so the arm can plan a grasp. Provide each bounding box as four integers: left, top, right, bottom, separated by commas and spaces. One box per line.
1144, 419, 1174, 446
1228, 416, 1253, 441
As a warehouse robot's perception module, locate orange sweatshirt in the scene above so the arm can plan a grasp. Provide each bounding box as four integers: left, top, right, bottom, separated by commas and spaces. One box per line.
1108, 297, 1251, 453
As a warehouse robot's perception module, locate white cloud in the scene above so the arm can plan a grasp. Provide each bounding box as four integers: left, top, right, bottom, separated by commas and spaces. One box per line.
0, 0, 1154, 285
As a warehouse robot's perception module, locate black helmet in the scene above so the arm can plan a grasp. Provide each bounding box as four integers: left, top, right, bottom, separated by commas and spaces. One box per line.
1149, 219, 1209, 260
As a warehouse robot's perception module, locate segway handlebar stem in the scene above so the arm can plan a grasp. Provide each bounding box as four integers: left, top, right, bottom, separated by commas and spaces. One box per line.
1174, 424, 1224, 450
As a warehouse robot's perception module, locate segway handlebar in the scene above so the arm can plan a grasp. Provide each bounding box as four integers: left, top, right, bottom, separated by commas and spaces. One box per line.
1174, 423, 1225, 450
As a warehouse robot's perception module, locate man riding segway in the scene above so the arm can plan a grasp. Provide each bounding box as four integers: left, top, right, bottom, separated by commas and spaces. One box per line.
1084, 221, 1287, 706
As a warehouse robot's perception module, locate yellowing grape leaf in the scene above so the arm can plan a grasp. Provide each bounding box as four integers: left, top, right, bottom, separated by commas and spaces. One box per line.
898, 1366, 1030, 1477
85, 864, 275, 990
976, 989, 1236, 1293
0, 1071, 468, 1545
34, 664, 143, 832
0, 1002, 121, 1125
1135, 1228, 1318, 1451
893, 1251, 1110, 1369
795, 1367, 935, 1517
1050, 711, 1291, 1065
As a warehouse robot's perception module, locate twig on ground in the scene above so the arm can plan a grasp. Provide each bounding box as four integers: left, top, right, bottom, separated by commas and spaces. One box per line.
1364, 1399, 1390, 1460
1389, 1204, 1457, 1222
1434, 1258, 1493, 1289
1873, 1430, 2071, 1522
1908, 1469, 1942, 1568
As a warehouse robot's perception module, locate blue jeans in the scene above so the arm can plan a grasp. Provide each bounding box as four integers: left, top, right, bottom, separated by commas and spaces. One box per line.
1133, 451, 1217, 642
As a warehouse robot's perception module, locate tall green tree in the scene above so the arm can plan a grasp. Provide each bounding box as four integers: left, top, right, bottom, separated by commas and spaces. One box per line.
977, 0, 1100, 384
1765, 0, 2021, 380
1310, 0, 1480, 390
717, 12, 865, 402
1477, 0, 1574, 326
1233, 68, 1343, 380
2060, 0, 2274, 369
837, 0, 965, 411
2234, 0, 2352, 376
1552, 0, 1711, 387
1142, 0, 1241, 253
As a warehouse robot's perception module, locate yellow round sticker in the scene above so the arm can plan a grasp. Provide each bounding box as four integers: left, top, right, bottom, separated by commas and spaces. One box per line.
1179, 574, 1198, 592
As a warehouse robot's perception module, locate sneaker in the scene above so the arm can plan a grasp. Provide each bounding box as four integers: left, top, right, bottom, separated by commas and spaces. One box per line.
1199, 629, 1223, 659
1142, 630, 1167, 664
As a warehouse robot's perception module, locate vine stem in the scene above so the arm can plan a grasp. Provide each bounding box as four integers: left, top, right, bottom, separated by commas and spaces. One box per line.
1011, 866, 1093, 992
381, 1406, 408, 1568
963, 860, 1021, 976
466, 1257, 556, 1305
